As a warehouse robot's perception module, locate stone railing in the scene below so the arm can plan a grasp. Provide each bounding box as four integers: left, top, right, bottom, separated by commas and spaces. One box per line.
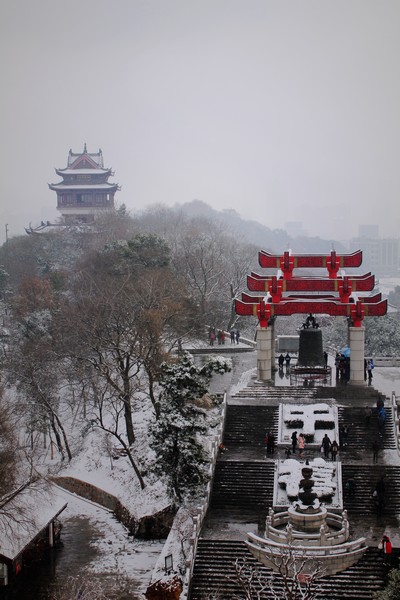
391, 390, 400, 454
326, 347, 400, 368
246, 532, 367, 577
264, 509, 349, 547
177, 392, 227, 600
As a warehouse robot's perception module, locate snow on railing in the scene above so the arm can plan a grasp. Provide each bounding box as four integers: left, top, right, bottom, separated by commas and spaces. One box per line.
180, 391, 227, 600
391, 390, 400, 456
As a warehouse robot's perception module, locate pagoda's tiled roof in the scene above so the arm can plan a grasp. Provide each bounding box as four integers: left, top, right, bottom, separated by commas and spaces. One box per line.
67, 145, 104, 168
56, 168, 111, 176
49, 182, 119, 191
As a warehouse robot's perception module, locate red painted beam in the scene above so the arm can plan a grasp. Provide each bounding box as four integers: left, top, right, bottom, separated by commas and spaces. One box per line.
235, 298, 387, 318
241, 292, 382, 304
247, 273, 375, 292
258, 249, 362, 269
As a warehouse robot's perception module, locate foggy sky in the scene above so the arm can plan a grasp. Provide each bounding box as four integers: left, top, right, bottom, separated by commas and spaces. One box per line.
1, 0, 399, 245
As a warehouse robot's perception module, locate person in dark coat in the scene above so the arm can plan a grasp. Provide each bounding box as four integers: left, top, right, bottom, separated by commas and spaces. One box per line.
374, 476, 386, 513
372, 439, 380, 463
291, 431, 298, 454
322, 434, 331, 458
367, 358, 374, 383
278, 354, 285, 368
266, 431, 275, 455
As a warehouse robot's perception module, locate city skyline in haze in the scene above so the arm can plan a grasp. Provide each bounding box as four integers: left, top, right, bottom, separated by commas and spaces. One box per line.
1, 1, 400, 245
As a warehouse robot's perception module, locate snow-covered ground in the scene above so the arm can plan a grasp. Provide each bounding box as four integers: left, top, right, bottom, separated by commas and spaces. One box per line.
53, 485, 165, 596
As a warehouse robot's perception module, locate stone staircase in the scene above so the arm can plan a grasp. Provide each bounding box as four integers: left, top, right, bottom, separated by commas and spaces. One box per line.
190, 541, 394, 599
188, 384, 400, 599
338, 407, 396, 452
342, 465, 400, 516
231, 386, 317, 403
211, 461, 275, 511
223, 405, 279, 446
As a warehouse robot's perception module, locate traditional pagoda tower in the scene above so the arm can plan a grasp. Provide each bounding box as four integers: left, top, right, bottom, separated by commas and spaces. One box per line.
49, 145, 120, 224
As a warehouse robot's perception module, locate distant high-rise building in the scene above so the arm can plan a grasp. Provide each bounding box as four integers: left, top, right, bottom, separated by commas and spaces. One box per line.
350, 236, 400, 275
49, 145, 120, 224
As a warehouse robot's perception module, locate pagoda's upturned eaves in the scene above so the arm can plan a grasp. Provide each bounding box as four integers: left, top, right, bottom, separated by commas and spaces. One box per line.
55, 167, 112, 177
48, 182, 119, 191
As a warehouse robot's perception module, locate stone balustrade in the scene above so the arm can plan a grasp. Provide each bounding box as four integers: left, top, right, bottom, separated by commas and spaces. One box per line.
265, 509, 349, 546
246, 532, 367, 577
177, 393, 227, 600
391, 390, 400, 454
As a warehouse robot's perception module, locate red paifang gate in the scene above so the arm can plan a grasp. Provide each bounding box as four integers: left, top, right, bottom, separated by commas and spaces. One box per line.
235, 250, 387, 383
236, 250, 386, 328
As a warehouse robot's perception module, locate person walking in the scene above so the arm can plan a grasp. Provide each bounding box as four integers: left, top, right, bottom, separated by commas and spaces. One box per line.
235, 329, 240, 344
374, 476, 386, 514
230, 328, 235, 344
331, 440, 339, 461
266, 431, 275, 455
297, 433, 305, 457
372, 439, 380, 464
378, 408, 386, 435
285, 353, 291, 368
322, 433, 331, 459
367, 358, 374, 383
380, 534, 393, 565
278, 353, 285, 369
209, 328, 216, 346
291, 431, 298, 454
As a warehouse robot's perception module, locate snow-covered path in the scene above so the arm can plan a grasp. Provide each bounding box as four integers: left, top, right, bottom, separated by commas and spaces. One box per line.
54, 486, 165, 597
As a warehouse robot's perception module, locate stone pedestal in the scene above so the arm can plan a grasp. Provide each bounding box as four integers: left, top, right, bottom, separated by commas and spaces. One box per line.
257, 326, 273, 381
288, 504, 327, 533
270, 319, 276, 370
349, 326, 365, 384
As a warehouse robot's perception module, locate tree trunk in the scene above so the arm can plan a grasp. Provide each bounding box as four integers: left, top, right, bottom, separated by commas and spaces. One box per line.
123, 395, 135, 445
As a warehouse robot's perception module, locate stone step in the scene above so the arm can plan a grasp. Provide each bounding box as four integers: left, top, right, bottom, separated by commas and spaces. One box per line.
338, 407, 396, 451
223, 405, 279, 446
342, 465, 400, 516
190, 541, 392, 599
211, 461, 275, 510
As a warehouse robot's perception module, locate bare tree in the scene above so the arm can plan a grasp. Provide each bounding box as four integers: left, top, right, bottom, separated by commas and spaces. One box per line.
0, 387, 20, 497
86, 373, 146, 489
50, 574, 108, 600
230, 548, 324, 600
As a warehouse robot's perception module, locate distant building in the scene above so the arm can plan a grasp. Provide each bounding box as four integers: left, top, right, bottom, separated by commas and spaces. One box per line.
49, 145, 120, 224
350, 236, 400, 276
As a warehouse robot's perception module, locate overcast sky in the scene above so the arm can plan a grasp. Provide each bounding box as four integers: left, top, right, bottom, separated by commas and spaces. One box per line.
1, 0, 399, 245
